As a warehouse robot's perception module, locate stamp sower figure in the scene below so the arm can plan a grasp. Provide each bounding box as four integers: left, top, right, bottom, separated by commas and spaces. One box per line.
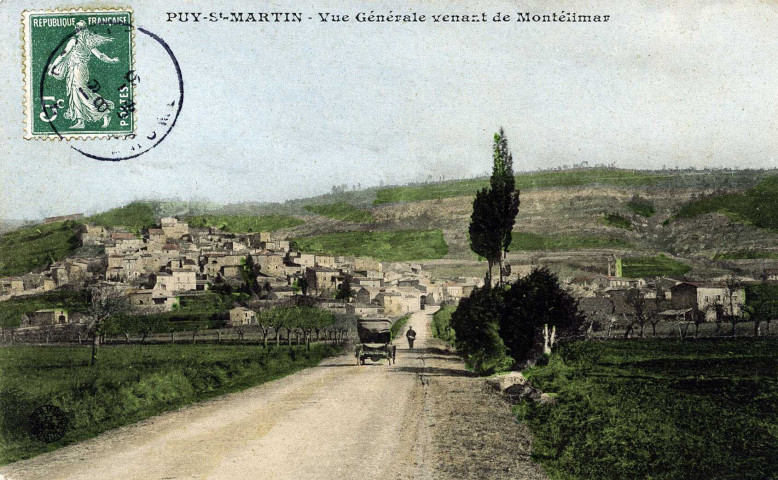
406, 326, 416, 350
47, 20, 119, 129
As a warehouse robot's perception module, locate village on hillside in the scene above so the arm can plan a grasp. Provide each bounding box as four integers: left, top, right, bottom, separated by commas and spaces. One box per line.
1, 213, 774, 340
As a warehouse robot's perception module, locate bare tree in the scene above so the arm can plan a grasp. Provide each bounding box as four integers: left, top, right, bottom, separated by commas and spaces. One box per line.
86, 283, 133, 365
723, 276, 745, 336
626, 289, 648, 338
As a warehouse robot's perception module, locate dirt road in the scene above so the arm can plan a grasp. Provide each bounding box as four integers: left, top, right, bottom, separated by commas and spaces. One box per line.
0, 308, 546, 480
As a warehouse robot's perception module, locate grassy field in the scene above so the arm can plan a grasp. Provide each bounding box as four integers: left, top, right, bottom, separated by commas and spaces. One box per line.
0, 343, 340, 465
620, 254, 690, 278
293, 230, 448, 261
431, 305, 456, 344
519, 339, 778, 480
373, 169, 671, 204
675, 176, 778, 230
0, 222, 83, 277
186, 214, 304, 233
599, 213, 632, 230
510, 232, 632, 251
303, 202, 374, 223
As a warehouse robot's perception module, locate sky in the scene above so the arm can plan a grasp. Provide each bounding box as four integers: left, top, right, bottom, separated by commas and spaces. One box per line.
1, 0, 777, 220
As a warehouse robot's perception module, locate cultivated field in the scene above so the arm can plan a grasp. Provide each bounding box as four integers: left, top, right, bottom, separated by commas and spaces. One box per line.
519, 338, 778, 480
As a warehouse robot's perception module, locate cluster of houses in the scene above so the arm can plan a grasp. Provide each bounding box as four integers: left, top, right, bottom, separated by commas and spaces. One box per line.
568, 272, 750, 329
0, 217, 482, 330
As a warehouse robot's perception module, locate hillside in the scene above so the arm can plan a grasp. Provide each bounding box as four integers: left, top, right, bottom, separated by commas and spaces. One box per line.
2, 168, 777, 280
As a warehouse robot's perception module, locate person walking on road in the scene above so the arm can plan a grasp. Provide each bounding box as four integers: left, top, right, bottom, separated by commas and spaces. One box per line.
406, 326, 417, 350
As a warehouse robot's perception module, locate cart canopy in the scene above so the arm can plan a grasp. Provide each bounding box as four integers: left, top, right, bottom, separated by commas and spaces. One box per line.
357, 318, 392, 344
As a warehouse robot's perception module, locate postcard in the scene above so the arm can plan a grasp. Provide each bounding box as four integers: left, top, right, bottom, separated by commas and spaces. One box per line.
1, 1, 776, 479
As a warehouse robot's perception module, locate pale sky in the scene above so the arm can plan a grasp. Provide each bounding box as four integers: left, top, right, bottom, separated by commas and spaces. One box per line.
1, 0, 777, 220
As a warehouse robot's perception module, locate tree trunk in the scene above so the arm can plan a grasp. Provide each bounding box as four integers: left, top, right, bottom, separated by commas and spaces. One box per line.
192, 331, 197, 344
124, 332, 130, 344
217, 330, 222, 343
651, 324, 657, 337
171, 331, 175, 342
754, 320, 761, 337
91, 334, 100, 366
694, 323, 700, 339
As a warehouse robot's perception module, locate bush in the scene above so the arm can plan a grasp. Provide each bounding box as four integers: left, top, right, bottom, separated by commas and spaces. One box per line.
626, 195, 656, 217
449, 287, 512, 375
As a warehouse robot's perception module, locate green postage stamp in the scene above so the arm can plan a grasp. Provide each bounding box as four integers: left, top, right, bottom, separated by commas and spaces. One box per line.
22, 9, 135, 139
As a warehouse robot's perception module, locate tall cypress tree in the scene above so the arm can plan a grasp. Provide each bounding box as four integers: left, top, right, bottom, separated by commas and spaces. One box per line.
469, 128, 520, 285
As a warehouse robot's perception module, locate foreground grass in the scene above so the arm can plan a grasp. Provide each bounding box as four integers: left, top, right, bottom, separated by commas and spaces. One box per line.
374, 168, 670, 204
510, 232, 632, 251
520, 339, 778, 480
293, 229, 448, 261
0, 222, 82, 277
0, 343, 340, 465
620, 254, 690, 278
186, 214, 304, 233
303, 202, 374, 223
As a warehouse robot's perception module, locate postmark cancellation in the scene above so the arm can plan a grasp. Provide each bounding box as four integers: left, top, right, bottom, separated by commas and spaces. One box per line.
22, 8, 135, 139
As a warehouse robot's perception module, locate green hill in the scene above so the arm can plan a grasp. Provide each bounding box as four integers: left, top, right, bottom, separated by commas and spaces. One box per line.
675, 176, 778, 230
0, 222, 83, 277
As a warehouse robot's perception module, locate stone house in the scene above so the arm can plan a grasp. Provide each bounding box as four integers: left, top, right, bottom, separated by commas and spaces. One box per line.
0, 277, 25, 296
671, 282, 746, 319
346, 303, 382, 318
160, 217, 189, 239
229, 306, 256, 326
355, 286, 382, 304
24, 309, 69, 327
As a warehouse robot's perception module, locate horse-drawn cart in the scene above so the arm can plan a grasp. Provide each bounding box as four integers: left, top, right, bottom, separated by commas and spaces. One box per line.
355, 318, 396, 365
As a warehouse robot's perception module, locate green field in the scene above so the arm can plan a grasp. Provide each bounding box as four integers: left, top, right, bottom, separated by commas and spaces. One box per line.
0, 343, 340, 465
510, 232, 632, 251
186, 214, 304, 233
303, 202, 374, 223
519, 339, 778, 480
293, 230, 448, 261
373, 169, 670, 204
675, 176, 778, 230
87, 202, 156, 232
600, 213, 633, 230
0, 222, 83, 277
620, 254, 690, 278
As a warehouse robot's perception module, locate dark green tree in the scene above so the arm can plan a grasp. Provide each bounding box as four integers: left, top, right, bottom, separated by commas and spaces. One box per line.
449, 286, 512, 375
240, 254, 261, 296
500, 268, 585, 363
469, 128, 520, 285
335, 275, 353, 301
